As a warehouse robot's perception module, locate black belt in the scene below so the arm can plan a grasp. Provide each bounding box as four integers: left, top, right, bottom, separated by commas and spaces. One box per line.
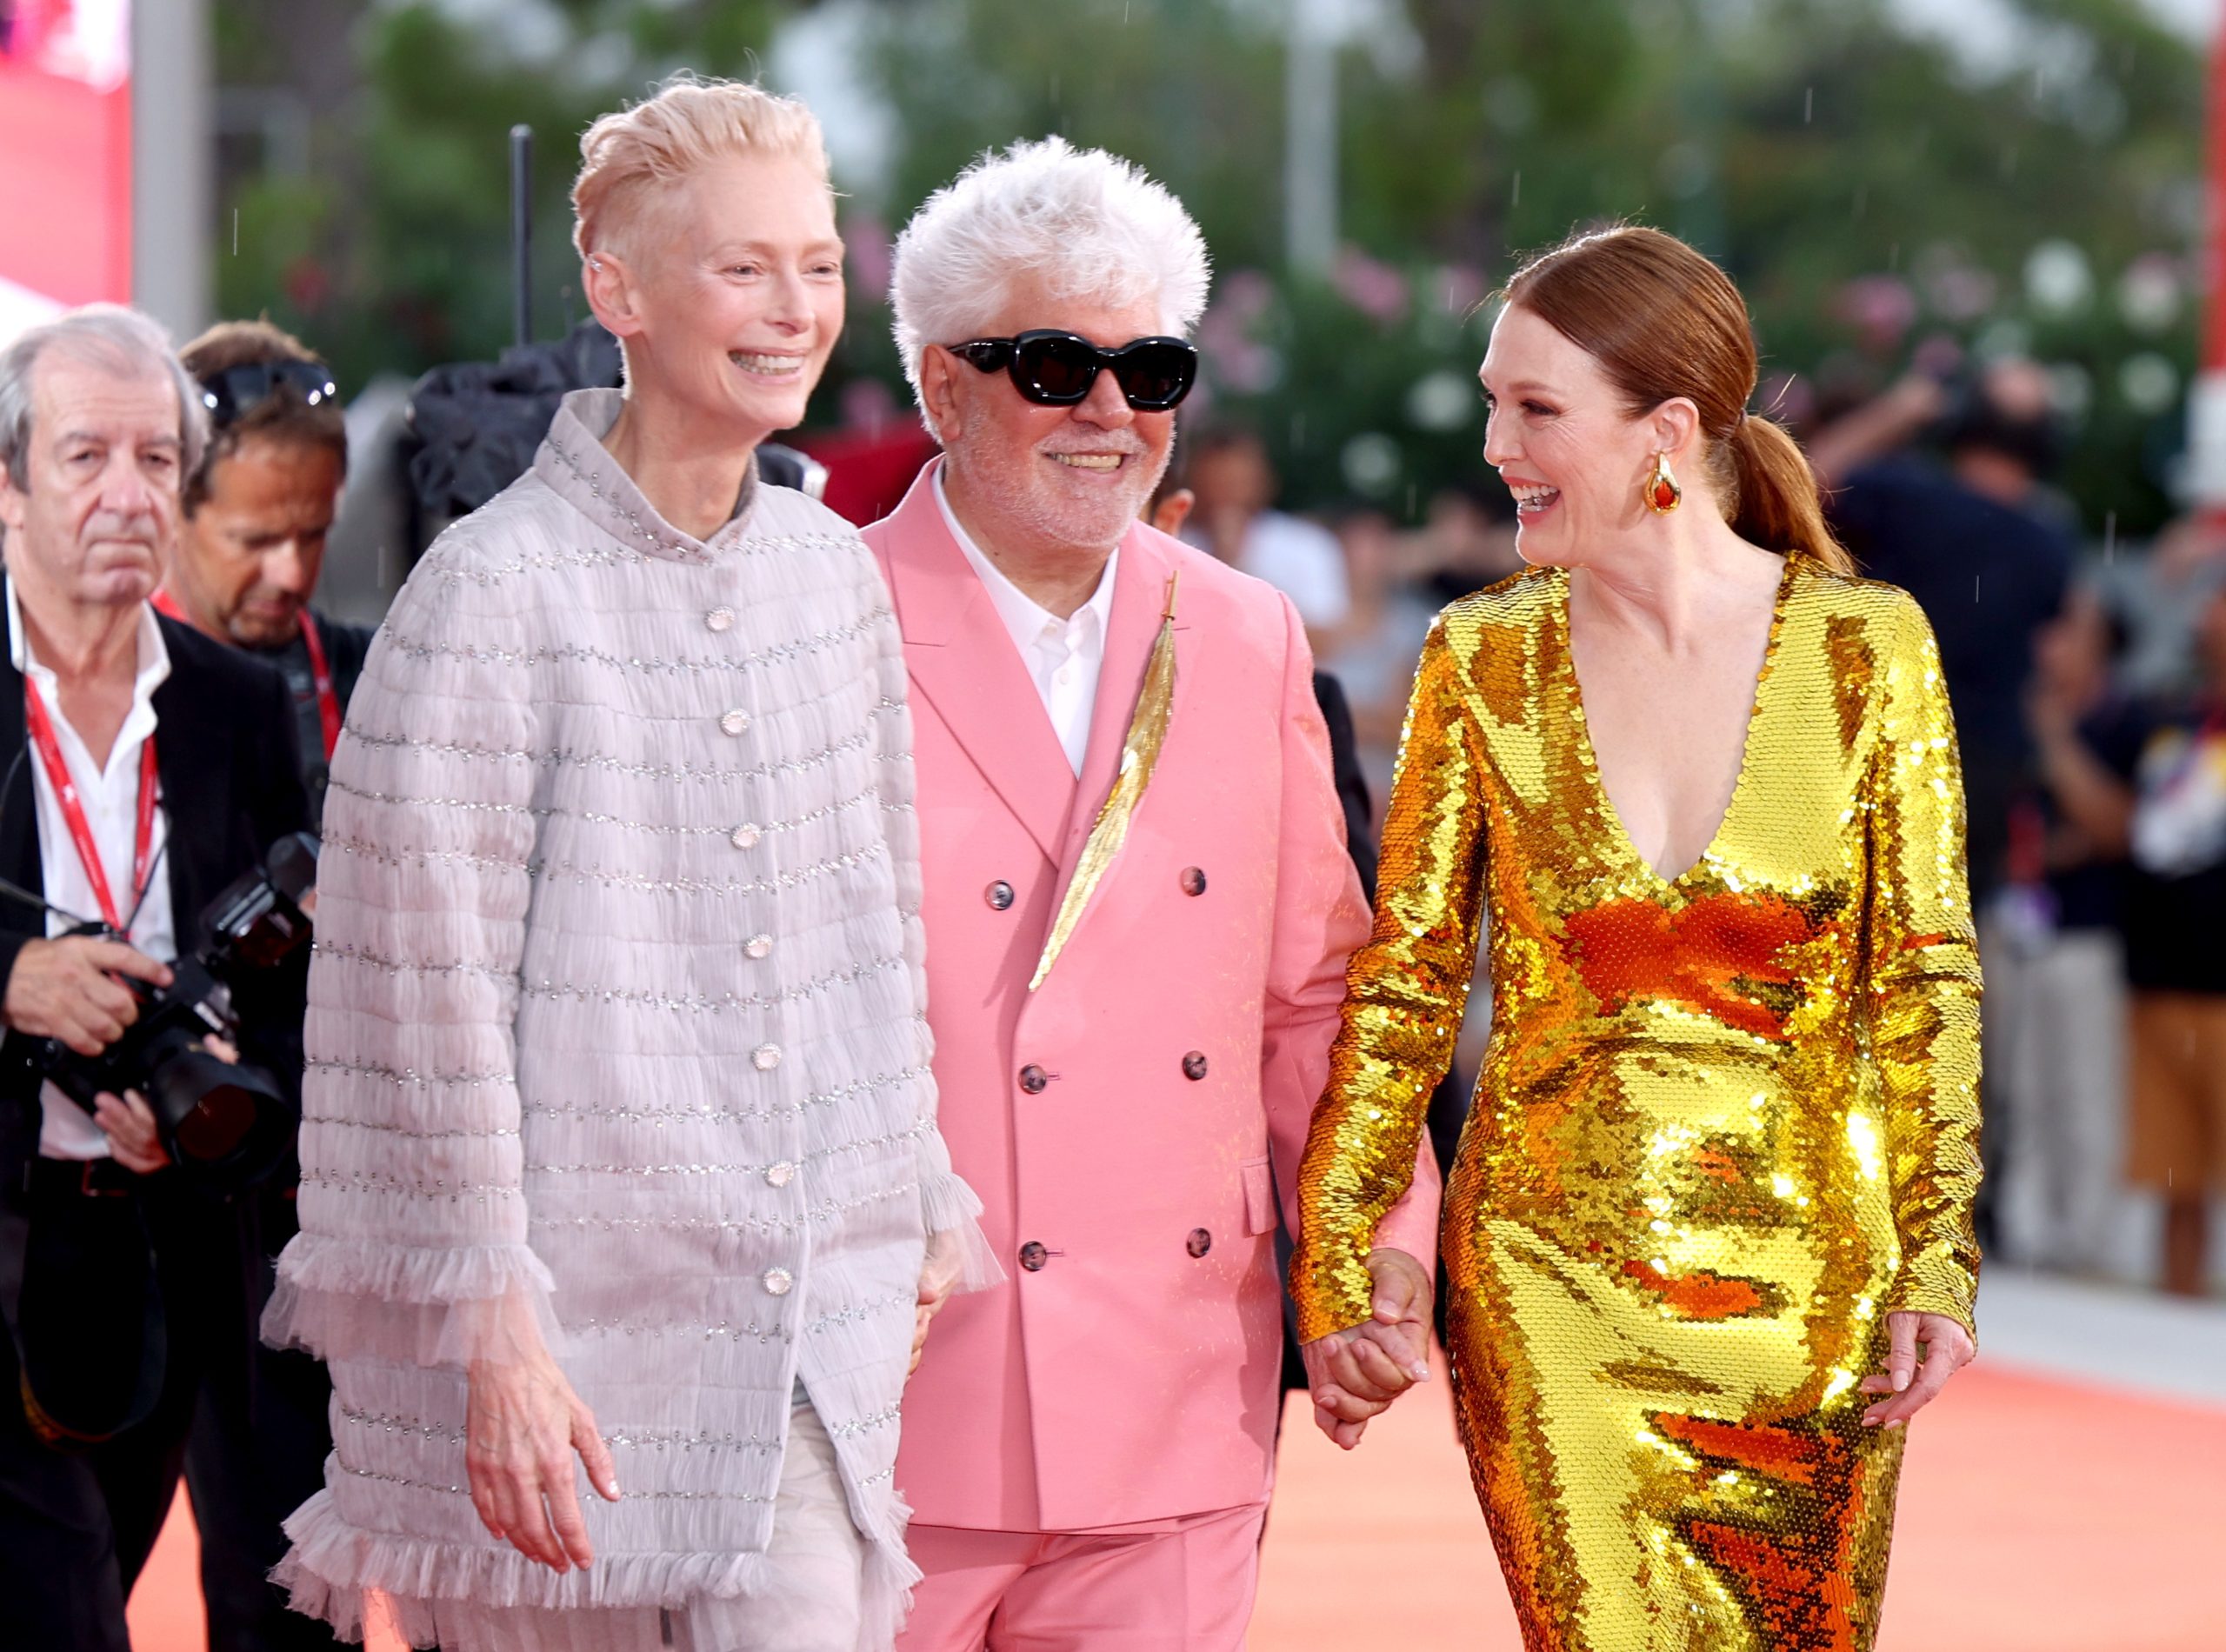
26, 1155, 141, 1198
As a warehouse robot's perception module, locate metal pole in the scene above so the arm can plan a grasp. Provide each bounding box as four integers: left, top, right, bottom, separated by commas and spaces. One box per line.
510, 124, 533, 351
1284, 0, 1337, 276
133, 0, 212, 337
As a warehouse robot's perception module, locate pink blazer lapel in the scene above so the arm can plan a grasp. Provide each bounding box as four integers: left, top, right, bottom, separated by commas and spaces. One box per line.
877, 462, 1076, 862
1058, 524, 1194, 877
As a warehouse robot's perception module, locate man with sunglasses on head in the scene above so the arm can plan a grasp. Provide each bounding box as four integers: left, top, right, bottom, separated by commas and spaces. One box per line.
164, 322, 372, 827
867, 138, 1441, 1652
0, 304, 322, 1651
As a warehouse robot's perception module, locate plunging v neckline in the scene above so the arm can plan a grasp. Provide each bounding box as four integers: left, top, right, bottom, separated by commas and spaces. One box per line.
1559, 553, 1800, 888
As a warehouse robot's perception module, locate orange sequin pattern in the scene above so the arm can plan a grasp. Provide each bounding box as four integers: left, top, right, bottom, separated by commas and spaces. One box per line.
1291, 558, 1983, 1652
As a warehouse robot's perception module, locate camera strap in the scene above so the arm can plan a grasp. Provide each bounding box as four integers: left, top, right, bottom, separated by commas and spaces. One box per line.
22, 678, 159, 935
152, 590, 340, 760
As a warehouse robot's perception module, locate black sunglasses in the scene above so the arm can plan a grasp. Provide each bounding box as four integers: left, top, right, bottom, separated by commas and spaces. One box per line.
949, 330, 1197, 412
197, 360, 340, 430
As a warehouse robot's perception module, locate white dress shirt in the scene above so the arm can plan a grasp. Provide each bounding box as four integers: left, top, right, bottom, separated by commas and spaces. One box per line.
6, 583, 176, 1159
936, 467, 1117, 776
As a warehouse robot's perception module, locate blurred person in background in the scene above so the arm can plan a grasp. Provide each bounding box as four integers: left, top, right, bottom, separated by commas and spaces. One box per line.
1811, 358, 2076, 906
0, 305, 319, 1652
1182, 423, 1350, 643
2122, 573, 2226, 1297
163, 321, 373, 828
1314, 503, 1438, 809
1993, 585, 2144, 1275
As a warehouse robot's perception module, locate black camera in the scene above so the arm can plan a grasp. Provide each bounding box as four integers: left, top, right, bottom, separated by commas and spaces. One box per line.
43, 831, 318, 1191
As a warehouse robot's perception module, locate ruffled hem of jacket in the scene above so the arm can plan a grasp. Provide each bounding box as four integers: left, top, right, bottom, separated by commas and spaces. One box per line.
275, 1492, 921, 1651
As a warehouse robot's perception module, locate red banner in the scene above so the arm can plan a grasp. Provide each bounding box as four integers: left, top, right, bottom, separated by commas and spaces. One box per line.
0, 1, 133, 332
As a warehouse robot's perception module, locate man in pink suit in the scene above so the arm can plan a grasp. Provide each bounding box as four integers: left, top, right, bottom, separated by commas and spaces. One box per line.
866, 138, 1443, 1651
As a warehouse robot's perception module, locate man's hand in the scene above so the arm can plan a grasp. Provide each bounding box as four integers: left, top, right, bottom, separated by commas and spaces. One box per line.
466, 1347, 621, 1572
92, 1089, 170, 1174
1297, 1248, 1435, 1451
1859, 1312, 1976, 1429
3, 936, 170, 1056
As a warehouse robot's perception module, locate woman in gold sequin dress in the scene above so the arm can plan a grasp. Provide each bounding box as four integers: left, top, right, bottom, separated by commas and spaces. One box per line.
1290, 227, 1982, 1652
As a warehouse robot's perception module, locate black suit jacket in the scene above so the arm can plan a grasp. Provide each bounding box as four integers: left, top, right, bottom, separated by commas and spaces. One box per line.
0, 605, 314, 1201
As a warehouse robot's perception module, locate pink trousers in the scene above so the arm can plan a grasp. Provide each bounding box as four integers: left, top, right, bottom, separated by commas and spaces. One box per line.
896, 1504, 1267, 1652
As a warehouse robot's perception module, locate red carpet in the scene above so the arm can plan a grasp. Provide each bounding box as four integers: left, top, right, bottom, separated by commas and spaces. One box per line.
126, 1356, 2226, 1649
1253, 1354, 2226, 1651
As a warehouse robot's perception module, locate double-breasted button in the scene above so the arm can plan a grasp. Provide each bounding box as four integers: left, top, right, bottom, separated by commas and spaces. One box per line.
762, 1268, 794, 1296
1182, 1051, 1209, 1082
705, 606, 736, 633
1180, 867, 1208, 896
1017, 1242, 1049, 1272
1187, 1228, 1213, 1258
731, 823, 762, 850
752, 1043, 783, 1071
744, 933, 773, 960
1018, 1064, 1049, 1095
985, 881, 1015, 911
764, 1161, 796, 1189
719, 708, 751, 736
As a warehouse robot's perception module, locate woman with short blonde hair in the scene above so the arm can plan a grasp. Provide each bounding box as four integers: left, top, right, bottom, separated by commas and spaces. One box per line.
265, 75, 989, 1652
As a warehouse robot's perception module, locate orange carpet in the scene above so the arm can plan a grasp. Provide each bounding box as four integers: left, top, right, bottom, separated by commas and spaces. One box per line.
1253, 1353, 2226, 1651
126, 1356, 2226, 1650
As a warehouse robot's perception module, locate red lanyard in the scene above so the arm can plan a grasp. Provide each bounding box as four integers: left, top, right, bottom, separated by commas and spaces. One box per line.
152, 590, 339, 759
23, 677, 159, 934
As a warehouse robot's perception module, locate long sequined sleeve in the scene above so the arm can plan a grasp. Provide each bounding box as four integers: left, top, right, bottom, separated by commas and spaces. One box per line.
1864, 599, 1984, 1332
1291, 616, 1488, 1342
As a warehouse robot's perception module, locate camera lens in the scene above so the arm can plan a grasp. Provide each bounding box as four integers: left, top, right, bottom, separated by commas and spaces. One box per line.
173, 1082, 258, 1162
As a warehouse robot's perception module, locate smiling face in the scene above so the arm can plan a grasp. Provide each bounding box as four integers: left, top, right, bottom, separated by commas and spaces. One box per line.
0, 349, 183, 610
177, 435, 343, 648
923, 273, 1176, 563
1479, 302, 1672, 568
593, 150, 844, 446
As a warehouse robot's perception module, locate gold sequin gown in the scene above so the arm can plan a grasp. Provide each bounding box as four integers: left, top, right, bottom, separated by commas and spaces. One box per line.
1291, 556, 1982, 1652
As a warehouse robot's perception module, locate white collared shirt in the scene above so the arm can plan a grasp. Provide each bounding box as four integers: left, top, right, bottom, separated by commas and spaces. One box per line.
6, 583, 175, 1159
935, 467, 1117, 776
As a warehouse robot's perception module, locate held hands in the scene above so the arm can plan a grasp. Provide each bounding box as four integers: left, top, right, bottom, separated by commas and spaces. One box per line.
466, 1346, 622, 1572
1298, 1247, 1434, 1451
1859, 1311, 1975, 1429
3, 936, 170, 1056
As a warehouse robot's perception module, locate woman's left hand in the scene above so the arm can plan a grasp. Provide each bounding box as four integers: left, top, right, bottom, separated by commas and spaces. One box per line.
1860, 1311, 1975, 1429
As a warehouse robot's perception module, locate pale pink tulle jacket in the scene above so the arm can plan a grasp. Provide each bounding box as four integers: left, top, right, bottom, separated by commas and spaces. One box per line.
263, 390, 989, 1652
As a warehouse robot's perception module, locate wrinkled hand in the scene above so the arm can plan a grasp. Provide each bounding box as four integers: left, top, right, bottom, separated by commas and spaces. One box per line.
1298, 1247, 1434, 1450
1860, 1311, 1975, 1429
3, 936, 170, 1056
910, 1229, 963, 1376
92, 1088, 170, 1174
466, 1347, 621, 1571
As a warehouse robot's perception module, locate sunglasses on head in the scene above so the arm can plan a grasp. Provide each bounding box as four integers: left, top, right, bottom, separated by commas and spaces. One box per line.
197, 360, 340, 430
948, 330, 1197, 412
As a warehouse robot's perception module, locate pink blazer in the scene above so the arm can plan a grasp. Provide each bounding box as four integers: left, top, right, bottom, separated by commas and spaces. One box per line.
864, 463, 1442, 1533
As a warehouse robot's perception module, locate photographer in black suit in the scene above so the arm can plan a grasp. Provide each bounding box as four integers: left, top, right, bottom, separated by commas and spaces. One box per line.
0, 305, 325, 1651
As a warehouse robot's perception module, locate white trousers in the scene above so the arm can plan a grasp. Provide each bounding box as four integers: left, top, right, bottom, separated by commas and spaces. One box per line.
1991, 927, 2131, 1272
437, 1400, 876, 1652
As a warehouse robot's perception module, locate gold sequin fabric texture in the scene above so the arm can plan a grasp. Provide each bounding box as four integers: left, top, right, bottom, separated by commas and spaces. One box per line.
1292, 556, 1983, 1652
